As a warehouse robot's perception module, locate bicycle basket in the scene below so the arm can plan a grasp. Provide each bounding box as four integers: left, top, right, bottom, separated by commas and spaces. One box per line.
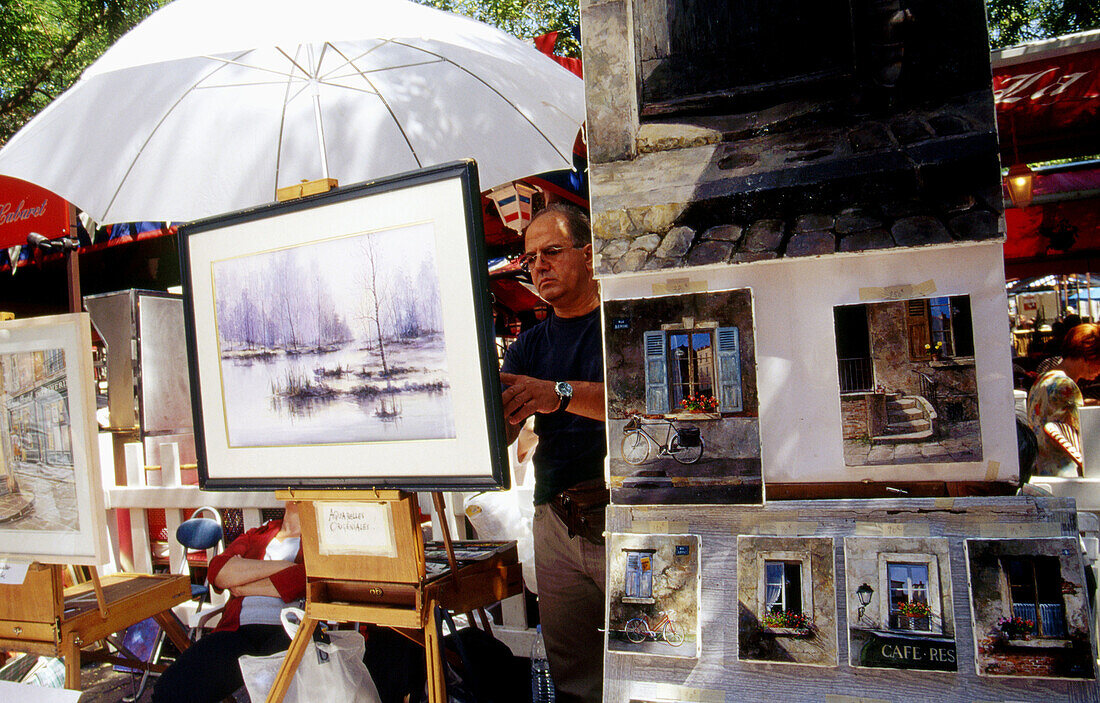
625, 417, 640, 431
677, 427, 701, 447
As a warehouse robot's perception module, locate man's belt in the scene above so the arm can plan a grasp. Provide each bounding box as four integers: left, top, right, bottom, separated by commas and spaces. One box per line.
548, 479, 609, 546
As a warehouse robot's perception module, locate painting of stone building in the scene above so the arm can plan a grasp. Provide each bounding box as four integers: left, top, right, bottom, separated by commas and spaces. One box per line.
964, 538, 1096, 680
604, 289, 761, 504
607, 533, 700, 658
582, 0, 1001, 276
0, 349, 79, 534
834, 295, 982, 467
737, 536, 838, 667
844, 537, 957, 671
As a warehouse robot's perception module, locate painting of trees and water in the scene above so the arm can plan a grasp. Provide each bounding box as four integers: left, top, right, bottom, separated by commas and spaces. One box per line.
211, 223, 455, 447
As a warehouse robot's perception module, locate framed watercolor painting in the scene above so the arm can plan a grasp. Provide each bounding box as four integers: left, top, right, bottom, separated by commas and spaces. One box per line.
180, 161, 508, 490
0, 313, 108, 564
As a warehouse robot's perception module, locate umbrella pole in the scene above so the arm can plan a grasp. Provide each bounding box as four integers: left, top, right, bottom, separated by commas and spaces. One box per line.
66, 204, 81, 314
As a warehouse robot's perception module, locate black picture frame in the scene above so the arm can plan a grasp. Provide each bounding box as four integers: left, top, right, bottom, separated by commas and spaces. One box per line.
179, 160, 508, 491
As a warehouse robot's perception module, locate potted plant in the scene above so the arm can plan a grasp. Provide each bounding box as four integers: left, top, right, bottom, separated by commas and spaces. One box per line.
895, 599, 932, 629
679, 394, 718, 413
762, 610, 812, 633
923, 341, 945, 360
997, 615, 1035, 641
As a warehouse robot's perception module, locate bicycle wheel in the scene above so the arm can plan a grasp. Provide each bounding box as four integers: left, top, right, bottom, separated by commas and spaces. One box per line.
625, 619, 648, 643
663, 623, 685, 646
621, 432, 651, 465
669, 434, 704, 464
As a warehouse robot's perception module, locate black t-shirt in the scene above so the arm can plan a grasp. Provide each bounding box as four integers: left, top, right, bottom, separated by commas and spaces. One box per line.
501, 308, 606, 504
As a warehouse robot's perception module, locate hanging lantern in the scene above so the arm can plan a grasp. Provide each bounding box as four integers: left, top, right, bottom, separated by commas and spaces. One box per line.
1006, 163, 1035, 209
488, 182, 539, 232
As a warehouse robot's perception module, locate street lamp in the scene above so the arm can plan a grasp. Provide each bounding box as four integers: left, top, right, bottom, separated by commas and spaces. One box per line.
1006, 163, 1035, 208
856, 583, 875, 621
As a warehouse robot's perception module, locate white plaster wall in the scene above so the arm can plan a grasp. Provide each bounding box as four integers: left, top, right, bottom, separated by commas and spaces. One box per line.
600, 241, 1018, 484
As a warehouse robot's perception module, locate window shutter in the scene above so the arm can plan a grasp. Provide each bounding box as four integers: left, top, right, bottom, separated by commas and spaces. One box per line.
716, 327, 742, 412
643, 331, 669, 414
907, 299, 930, 360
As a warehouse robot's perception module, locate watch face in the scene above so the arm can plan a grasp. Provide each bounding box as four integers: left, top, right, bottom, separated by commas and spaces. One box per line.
557, 381, 573, 397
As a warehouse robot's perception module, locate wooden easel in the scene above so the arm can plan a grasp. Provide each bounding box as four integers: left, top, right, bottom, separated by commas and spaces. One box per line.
0, 563, 190, 689
266, 490, 522, 703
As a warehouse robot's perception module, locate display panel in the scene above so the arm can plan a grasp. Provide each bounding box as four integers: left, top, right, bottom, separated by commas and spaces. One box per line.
180, 161, 508, 490
965, 537, 1097, 680
833, 295, 982, 468
0, 314, 108, 564
603, 288, 762, 504
606, 533, 701, 659
844, 537, 958, 672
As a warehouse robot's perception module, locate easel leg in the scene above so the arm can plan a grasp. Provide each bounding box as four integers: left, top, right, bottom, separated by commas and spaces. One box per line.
62, 637, 81, 690
265, 616, 317, 703
424, 603, 447, 703
152, 610, 190, 652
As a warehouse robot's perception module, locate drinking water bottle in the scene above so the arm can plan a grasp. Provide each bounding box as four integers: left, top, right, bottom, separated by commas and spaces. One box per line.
530, 624, 556, 702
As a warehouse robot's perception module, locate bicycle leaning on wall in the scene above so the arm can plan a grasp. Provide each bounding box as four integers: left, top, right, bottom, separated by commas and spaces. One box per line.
620, 415, 704, 465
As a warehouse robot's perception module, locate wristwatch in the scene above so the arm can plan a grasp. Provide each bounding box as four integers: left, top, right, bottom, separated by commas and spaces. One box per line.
554, 381, 573, 413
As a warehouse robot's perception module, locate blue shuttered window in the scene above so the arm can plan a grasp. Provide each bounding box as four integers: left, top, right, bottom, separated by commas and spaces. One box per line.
644, 331, 669, 414
716, 327, 742, 412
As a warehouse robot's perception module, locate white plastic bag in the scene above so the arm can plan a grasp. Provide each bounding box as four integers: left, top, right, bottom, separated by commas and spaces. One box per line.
238, 608, 381, 703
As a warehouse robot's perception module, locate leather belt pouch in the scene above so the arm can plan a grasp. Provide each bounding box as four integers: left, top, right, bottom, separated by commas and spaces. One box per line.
548, 479, 609, 546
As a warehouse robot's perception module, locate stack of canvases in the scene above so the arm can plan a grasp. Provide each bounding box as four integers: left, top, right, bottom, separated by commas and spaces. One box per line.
584, 0, 1097, 700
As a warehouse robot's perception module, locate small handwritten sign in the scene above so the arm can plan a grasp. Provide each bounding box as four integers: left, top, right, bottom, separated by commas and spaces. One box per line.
0, 559, 30, 585
316, 502, 397, 557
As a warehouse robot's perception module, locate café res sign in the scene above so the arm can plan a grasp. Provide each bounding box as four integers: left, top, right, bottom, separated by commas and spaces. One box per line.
0, 175, 69, 250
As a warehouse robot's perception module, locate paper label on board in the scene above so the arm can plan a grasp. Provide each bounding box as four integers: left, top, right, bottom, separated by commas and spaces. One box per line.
0, 559, 29, 584
854, 522, 930, 537
315, 502, 398, 557
651, 277, 708, 296
978, 522, 1062, 538
858, 279, 937, 301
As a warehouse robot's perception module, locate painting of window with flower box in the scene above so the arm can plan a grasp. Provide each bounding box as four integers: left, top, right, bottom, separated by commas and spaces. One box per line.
603, 288, 762, 505
965, 537, 1096, 680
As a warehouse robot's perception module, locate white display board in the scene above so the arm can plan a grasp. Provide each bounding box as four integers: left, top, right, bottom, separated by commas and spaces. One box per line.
600, 241, 1017, 485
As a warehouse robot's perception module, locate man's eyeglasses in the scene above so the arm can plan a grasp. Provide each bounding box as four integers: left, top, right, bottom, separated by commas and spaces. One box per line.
517, 245, 579, 272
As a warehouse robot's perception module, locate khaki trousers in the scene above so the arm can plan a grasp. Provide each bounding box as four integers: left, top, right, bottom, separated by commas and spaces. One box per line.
533, 503, 606, 703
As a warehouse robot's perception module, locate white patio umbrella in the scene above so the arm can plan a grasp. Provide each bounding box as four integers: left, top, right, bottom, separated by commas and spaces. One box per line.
0, 0, 584, 224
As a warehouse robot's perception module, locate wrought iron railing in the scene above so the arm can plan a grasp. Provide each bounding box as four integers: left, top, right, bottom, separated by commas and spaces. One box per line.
838, 357, 873, 393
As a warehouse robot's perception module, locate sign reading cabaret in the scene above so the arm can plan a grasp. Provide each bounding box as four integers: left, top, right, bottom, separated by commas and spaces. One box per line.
0, 175, 68, 250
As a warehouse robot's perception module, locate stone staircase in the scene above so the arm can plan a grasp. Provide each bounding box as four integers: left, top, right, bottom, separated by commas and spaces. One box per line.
875, 395, 934, 444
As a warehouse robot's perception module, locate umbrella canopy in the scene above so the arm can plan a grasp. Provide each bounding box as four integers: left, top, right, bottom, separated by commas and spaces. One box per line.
0, 0, 584, 224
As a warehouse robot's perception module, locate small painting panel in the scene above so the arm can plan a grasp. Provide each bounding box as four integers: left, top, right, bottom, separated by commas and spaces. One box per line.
843, 537, 957, 671
0, 314, 107, 564
604, 289, 762, 504
737, 535, 838, 667
585, 0, 1001, 276
964, 537, 1097, 680
833, 295, 982, 468
607, 533, 700, 659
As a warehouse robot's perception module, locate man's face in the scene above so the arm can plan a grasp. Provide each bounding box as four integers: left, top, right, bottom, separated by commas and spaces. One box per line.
523, 213, 593, 307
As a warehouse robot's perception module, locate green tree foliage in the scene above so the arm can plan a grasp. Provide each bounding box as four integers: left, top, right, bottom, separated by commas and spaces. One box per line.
0, 0, 165, 146
987, 0, 1100, 49
416, 0, 580, 56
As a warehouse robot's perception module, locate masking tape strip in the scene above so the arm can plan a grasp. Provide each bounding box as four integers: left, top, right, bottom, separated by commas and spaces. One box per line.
630, 520, 689, 534
858, 279, 937, 302
751, 522, 818, 536
855, 522, 930, 537
652, 277, 708, 296
933, 497, 956, 509
984, 460, 1001, 481
825, 697, 892, 703
629, 683, 725, 703
979, 522, 1062, 538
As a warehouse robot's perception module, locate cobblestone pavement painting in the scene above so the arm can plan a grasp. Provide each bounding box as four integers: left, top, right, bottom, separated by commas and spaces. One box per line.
6, 459, 79, 532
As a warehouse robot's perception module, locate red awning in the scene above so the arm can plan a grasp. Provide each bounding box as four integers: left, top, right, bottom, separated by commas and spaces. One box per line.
993, 30, 1100, 163
0, 175, 70, 249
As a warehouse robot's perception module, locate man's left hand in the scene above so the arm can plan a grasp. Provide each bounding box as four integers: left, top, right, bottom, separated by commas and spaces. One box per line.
501, 372, 560, 424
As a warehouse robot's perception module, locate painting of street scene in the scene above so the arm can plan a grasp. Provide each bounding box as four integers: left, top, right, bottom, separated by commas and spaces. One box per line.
211, 223, 455, 447
965, 538, 1096, 680
604, 289, 761, 504
607, 533, 700, 659
0, 349, 79, 534
834, 295, 982, 467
